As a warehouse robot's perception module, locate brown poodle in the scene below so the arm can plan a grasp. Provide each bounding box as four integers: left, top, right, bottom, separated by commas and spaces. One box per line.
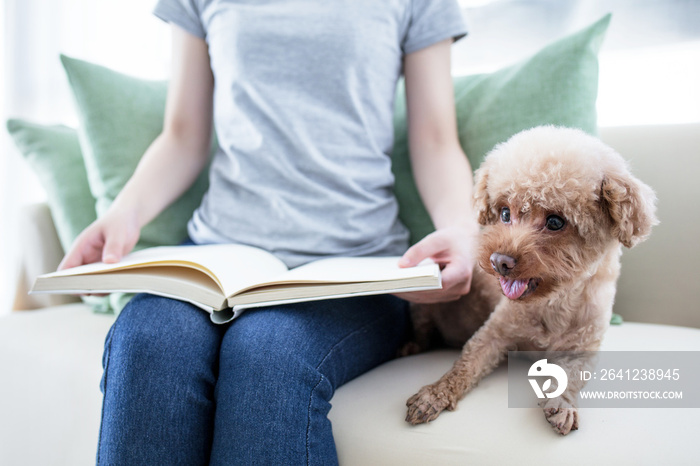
402, 126, 658, 435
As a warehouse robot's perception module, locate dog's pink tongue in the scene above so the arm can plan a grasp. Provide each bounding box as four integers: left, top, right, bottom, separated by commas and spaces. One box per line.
499, 277, 529, 300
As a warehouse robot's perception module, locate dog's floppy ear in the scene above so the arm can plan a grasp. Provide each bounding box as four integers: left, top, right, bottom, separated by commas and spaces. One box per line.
473, 165, 497, 225
600, 167, 658, 248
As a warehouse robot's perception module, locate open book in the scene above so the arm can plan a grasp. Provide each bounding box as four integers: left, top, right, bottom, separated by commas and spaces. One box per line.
31, 244, 441, 324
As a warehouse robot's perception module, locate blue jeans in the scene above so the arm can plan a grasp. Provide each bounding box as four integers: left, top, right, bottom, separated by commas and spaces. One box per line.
97, 293, 409, 465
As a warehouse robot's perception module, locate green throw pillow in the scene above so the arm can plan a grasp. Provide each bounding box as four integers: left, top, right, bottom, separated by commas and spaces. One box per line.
5, 119, 120, 313
392, 14, 611, 244
6, 119, 96, 252
60, 55, 211, 250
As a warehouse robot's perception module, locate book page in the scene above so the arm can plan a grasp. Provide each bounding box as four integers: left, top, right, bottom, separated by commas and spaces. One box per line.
223, 257, 441, 316
185, 245, 290, 296
40, 244, 290, 296
231, 256, 439, 295
36, 267, 227, 311
281, 256, 437, 283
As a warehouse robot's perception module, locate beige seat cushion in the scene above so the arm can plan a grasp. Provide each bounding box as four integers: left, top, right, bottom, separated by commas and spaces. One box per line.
330, 322, 700, 465
0, 304, 111, 466
2, 305, 698, 465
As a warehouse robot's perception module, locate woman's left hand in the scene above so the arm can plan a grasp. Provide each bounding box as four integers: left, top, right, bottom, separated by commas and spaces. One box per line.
396, 226, 477, 303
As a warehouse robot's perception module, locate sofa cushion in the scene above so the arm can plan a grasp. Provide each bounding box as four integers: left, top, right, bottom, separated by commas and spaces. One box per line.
7, 119, 128, 312
6, 121, 114, 312
6, 120, 96, 253
392, 15, 610, 244
0, 304, 112, 466
330, 321, 700, 465
1, 305, 697, 465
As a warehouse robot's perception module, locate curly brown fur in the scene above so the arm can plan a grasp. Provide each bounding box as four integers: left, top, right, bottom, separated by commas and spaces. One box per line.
403, 126, 658, 435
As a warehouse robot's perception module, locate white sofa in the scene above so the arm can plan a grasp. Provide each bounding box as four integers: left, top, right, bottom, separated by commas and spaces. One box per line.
2, 124, 699, 465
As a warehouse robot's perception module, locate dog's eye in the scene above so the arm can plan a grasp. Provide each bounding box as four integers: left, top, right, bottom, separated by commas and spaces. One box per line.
500, 207, 511, 224
546, 215, 565, 231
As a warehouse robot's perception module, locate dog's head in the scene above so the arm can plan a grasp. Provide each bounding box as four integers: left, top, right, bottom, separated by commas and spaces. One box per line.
473, 126, 658, 300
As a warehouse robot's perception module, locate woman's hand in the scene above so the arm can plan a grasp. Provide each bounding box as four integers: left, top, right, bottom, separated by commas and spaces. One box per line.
58, 208, 140, 270
396, 225, 477, 303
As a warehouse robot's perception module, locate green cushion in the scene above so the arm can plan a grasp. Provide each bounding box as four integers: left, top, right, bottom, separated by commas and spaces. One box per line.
6, 119, 96, 252
392, 14, 611, 244
5, 119, 118, 313
60, 55, 211, 250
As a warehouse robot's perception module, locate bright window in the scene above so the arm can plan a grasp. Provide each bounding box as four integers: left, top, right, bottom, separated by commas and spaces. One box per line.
453, 0, 700, 126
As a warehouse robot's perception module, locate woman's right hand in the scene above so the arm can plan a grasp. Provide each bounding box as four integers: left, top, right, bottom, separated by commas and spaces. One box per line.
58, 208, 140, 270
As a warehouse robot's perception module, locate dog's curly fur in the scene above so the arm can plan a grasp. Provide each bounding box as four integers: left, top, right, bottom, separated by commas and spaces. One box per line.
402, 126, 658, 435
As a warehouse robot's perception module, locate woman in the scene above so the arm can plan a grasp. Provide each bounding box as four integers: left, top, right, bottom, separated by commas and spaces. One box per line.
60, 0, 478, 463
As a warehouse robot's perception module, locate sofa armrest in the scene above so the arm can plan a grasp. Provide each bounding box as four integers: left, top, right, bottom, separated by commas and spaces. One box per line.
13, 203, 80, 310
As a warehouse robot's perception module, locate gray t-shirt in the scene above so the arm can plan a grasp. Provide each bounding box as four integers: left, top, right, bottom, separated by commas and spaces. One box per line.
154, 0, 467, 267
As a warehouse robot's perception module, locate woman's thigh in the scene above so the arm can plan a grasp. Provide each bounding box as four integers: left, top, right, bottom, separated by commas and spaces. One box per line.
210, 294, 410, 466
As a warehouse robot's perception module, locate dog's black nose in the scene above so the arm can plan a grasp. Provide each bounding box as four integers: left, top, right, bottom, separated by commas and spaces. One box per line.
490, 253, 516, 276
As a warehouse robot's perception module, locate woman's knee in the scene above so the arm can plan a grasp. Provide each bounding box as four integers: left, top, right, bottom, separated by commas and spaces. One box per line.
103, 294, 222, 389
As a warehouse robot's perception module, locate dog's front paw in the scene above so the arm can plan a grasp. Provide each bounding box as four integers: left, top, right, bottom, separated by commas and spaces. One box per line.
405, 384, 456, 425
541, 398, 579, 435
